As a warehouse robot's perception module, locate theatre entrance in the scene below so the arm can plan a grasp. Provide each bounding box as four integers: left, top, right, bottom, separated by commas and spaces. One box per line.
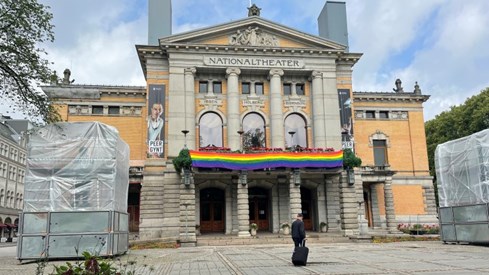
249, 187, 270, 231
301, 187, 313, 231
200, 188, 225, 233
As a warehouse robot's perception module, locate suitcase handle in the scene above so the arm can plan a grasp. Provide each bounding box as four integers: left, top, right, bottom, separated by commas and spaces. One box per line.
300, 239, 306, 247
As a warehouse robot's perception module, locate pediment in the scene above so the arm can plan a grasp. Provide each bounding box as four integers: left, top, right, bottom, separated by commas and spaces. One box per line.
160, 16, 345, 51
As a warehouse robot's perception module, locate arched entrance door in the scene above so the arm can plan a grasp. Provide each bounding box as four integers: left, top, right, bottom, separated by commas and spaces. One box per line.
301, 187, 313, 231
200, 188, 225, 233
249, 187, 269, 231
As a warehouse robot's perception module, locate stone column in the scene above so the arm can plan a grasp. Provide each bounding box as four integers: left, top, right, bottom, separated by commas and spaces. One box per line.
291, 82, 297, 97
225, 184, 232, 234
339, 171, 359, 236
322, 70, 342, 149
207, 79, 213, 96
237, 172, 250, 237
184, 68, 196, 149
383, 177, 397, 233
250, 81, 256, 96
311, 71, 326, 148
226, 68, 241, 151
289, 170, 302, 221
179, 173, 196, 246
269, 69, 285, 149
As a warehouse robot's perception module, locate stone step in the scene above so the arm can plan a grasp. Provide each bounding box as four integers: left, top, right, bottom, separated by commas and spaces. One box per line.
196, 233, 351, 246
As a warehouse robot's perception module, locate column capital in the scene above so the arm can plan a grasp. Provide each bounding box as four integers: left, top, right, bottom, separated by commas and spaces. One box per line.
184, 67, 196, 75
269, 69, 284, 77
311, 71, 322, 79
226, 67, 241, 76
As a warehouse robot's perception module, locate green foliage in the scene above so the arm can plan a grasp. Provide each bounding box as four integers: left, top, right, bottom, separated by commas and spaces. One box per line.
172, 148, 192, 174
0, 0, 60, 123
243, 129, 265, 150
426, 88, 489, 176
249, 223, 258, 230
343, 148, 362, 169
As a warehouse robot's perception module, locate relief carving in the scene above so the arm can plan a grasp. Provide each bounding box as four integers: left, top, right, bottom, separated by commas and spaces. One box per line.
229, 26, 279, 46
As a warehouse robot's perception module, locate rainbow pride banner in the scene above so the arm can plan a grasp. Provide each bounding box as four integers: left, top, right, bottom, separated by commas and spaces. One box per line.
189, 150, 343, 170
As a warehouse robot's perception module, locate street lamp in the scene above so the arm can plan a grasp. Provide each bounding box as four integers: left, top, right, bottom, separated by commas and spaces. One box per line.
181, 130, 189, 148
237, 129, 244, 153
288, 131, 296, 150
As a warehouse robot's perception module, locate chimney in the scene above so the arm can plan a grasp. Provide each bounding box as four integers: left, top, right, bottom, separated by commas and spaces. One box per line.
148, 0, 172, 45
318, 1, 349, 52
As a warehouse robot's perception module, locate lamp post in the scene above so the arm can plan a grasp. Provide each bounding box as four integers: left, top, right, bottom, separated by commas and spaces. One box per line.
237, 129, 244, 153
288, 131, 296, 150
181, 130, 189, 148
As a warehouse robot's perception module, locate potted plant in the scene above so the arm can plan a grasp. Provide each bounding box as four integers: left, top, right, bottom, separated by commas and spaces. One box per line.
343, 148, 362, 169
250, 223, 258, 236
173, 148, 192, 174
409, 224, 427, 235
281, 222, 290, 235
195, 224, 201, 236
320, 222, 327, 233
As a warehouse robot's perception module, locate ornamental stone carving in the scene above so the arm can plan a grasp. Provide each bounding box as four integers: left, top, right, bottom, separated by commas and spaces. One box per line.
226, 67, 241, 76
269, 69, 284, 77
229, 26, 279, 46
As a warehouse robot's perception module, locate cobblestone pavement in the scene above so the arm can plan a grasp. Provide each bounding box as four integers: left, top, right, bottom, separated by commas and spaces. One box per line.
1, 241, 489, 274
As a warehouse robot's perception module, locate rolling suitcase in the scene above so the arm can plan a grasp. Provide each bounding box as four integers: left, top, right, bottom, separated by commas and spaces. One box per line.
292, 240, 309, 266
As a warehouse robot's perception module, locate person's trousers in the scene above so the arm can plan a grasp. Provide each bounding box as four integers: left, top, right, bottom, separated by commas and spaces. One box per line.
293, 238, 304, 247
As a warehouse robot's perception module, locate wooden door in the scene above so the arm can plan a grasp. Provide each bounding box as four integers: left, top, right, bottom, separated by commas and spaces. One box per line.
200, 188, 225, 233
249, 187, 269, 231
301, 187, 313, 231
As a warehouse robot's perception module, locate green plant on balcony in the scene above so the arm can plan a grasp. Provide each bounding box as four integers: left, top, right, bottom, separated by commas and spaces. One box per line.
343, 148, 362, 169
173, 148, 192, 174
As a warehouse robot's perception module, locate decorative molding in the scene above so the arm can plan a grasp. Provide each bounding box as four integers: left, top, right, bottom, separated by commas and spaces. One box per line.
284, 96, 306, 111
390, 111, 408, 120
242, 95, 265, 111
199, 94, 223, 110
368, 130, 391, 148
68, 105, 142, 116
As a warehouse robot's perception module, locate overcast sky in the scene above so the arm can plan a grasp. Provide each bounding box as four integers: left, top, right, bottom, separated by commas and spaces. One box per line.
4, 0, 489, 121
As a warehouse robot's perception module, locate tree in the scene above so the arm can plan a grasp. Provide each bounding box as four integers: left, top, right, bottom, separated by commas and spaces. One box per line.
243, 128, 265, 150
425, 88, 489, 176
0, 0, 59, 122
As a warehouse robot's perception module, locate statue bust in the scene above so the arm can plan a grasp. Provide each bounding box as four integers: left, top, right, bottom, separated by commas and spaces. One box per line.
413, 81, 422, 94
393, 78, 404, 93
62, 68, 75, 85
248, 4, 261, 17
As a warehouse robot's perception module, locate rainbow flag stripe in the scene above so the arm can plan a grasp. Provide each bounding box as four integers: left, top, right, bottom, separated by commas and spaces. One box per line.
189, 150, 343, 170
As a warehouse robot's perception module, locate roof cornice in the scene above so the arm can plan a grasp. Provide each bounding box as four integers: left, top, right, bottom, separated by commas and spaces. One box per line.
353, 91, 430, 103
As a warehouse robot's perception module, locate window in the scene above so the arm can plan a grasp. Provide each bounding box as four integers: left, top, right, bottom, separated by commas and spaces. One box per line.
92, 106, 103, 115
284, 114, 307, 148
255, 83, 264, 95
379, 111, 389, 119
242, 82, 250, 94
199, 82, 208, 94
108, 106, 120, 115
213, 82, 222, 94
373, 140, 388, 166
366, 111, 375, 119
283, 84, 292, 95
242, 113, 266, 149
199, 112, 223, 147
296, 84, 305, 95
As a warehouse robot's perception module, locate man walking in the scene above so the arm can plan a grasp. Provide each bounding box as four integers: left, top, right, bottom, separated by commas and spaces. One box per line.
291, 213, 306, 247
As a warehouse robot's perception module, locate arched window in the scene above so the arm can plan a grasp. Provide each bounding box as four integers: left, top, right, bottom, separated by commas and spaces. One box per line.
242, 113, 266, 150
284, 113, 307, 148
199, 112, 223, 147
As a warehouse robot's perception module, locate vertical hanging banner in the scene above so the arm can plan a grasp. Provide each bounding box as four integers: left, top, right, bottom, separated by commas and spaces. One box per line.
147, 84, 165, 158
338, 89, 353, 149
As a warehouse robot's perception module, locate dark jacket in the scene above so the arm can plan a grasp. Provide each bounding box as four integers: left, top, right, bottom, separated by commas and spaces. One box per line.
291, 219, 305, 239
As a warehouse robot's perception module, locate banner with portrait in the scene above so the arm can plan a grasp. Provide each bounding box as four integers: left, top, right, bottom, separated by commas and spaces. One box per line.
147, 84, 165, 158
338, 89, 353, 150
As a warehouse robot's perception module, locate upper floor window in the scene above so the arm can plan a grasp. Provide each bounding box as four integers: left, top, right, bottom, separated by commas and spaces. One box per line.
242, 113, 266, 150
199, 82, 208, 94
283, 84, 292, 95
242, 82, 250, 94
284, 114, 307, 148
373, 140, 388, 166
199, 112, 223, 147
108, 106, 120, 115
92, 106, 103, 115
213, 82, 222, 94
379, 111, 389, 119
296, 84, 305, 95
255, 83, 264, 95
366, 111, 375, 119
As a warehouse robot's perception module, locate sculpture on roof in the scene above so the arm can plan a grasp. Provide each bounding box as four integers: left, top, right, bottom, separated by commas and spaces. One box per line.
393, 78, 404, 93
248, 4, 261, 16
414, 81, 422, 94
62, 68, 75, 85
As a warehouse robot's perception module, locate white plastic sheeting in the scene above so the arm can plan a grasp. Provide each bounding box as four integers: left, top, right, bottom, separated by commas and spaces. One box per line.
435, 129, 489, 207
24, 122, 129, 212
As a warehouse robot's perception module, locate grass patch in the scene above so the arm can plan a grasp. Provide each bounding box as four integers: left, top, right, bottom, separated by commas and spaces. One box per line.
372, 235, 440, 243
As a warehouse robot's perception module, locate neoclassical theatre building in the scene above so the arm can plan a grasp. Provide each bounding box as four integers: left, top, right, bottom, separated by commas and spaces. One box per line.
43, 4, 436, 243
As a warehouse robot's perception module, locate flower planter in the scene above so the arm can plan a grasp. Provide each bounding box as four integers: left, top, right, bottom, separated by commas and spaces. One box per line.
409, 230, 427, 235
282, 227, 290, 235
250, 228, 257, 236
